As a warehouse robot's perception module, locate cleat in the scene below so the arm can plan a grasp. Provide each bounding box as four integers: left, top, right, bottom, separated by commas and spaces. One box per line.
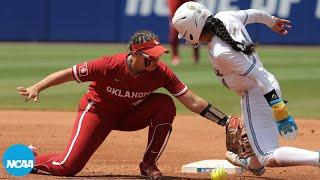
226, 151, 265, 176
28, 145, 38, 174
139, 162, 163, 180
28, 145, 38, 156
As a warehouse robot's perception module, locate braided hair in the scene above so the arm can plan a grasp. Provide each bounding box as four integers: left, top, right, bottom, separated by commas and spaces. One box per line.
129, 30, 158, 50
202, 16, 256, 55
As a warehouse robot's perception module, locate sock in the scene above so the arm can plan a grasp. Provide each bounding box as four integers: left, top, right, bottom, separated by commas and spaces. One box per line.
270, 147, 319, 167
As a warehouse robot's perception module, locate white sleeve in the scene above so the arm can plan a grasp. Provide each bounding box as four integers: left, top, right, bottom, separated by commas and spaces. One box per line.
232, 9, 276, 28
218, 52, 274, 94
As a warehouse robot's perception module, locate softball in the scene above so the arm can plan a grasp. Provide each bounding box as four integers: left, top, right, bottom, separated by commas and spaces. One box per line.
210, 168, 227, 180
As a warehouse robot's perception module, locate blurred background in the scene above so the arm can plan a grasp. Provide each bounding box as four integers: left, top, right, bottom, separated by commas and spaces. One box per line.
1, 0, 320, 118
1, 0, 320, 44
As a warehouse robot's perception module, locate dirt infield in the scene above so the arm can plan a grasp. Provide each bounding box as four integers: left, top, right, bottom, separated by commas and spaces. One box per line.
0, 110, 319, 179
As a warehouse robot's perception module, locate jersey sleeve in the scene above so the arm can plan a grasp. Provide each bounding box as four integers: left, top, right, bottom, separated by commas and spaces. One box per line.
217, 52, 274, 94
162, 66, 188, 97
231, 9, 276, 27
72, 57, 107, 83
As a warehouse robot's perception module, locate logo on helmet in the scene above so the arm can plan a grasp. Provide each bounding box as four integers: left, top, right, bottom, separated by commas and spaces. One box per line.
187, 4, 195, 10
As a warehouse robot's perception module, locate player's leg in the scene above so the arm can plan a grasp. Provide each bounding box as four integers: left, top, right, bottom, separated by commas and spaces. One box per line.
33, 98, 114, 176
193, 47, 200, 63
167, 0, 181, 65
225, 85, 275, 175
242, 73, 320, 168
115, 93, 176, 178
266, 147, 320, 167
241, 84, 279, 161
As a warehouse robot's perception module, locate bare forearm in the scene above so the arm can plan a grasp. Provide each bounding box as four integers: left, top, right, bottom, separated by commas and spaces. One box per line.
34, 68, 74, 92
177, 91, 208, 113
177, 90, 229, 126
186, 96, 208, 113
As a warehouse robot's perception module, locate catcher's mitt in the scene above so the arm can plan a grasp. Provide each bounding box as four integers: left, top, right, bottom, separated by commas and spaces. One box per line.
226, 116, 255, 158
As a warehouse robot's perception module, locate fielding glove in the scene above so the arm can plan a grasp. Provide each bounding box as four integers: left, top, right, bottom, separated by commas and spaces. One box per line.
270, 99, 298, 140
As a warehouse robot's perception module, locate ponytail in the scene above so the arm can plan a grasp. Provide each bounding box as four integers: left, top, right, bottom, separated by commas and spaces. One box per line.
202, 16, 256, 55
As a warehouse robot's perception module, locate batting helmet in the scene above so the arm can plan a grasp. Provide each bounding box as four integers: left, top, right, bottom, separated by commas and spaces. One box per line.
172, 2, 212, 47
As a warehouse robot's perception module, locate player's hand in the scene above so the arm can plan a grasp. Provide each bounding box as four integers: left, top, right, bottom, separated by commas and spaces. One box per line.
270, 99, 298, 140
275, 115, 298, 140
17, 86, 39, 102
271, 17, 291, 35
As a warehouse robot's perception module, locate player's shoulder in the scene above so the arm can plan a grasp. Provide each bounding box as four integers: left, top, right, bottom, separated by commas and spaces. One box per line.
214, 10, 244, 24
100, 53, 128, 68
154, 61, 176, 78
214, 11, 236, 19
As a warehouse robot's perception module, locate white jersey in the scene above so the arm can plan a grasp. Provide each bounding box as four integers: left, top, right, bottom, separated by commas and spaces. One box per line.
208, 9, 277, 95
205, 9, 320, 167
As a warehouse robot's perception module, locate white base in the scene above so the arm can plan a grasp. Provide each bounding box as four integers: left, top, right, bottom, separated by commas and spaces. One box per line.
181, 159, 243, 174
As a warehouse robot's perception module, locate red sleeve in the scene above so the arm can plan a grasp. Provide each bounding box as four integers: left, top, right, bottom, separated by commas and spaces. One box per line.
162, 65, 188, 97
72, 57, 107, 83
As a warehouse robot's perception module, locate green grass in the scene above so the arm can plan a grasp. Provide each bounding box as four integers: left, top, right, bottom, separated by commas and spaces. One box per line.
1, 43, 320, 118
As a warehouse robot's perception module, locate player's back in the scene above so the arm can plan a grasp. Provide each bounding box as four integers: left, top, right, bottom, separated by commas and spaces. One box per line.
208, 11, 264, 95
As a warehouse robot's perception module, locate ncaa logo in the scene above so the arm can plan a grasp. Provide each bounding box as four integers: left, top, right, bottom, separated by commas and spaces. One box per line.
2, 144, 35, 176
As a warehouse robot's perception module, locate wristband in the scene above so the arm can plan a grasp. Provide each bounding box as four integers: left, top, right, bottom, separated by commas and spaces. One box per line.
264, 89, 279, 106
200, 103, 229, 126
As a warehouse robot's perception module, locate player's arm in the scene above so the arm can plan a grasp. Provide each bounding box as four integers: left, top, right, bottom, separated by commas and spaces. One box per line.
164, 65, 229, 126
232, 9, 291, 35
176, 90, 229, 126
17, 68, 74, 102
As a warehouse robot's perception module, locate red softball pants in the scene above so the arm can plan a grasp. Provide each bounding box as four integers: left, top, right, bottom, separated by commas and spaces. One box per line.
34, 93, 176, 176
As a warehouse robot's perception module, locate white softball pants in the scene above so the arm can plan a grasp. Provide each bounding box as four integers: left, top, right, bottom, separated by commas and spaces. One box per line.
241, 72, 320, 167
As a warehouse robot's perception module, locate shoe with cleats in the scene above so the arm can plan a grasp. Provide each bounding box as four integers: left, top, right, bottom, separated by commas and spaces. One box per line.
225, 151, 265, 176
139, 162, 163, 180
28, 145, 38, 174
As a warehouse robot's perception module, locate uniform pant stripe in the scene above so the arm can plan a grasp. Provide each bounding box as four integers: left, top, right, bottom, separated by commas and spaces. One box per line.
52, 101, 93, 166
246, 92, 266, 156
155, 125, 172, 162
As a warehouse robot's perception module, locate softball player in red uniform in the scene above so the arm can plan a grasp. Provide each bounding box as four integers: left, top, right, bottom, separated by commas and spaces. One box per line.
17, 30, 233, 179
167, 0, 199, 66
172, 1, 320, 175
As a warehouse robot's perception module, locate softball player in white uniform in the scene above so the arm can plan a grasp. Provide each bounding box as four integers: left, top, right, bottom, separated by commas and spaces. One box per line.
172, 1, 320, 174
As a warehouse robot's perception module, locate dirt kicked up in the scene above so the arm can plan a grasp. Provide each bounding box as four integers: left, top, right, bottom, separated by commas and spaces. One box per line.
0, 110, 319, 179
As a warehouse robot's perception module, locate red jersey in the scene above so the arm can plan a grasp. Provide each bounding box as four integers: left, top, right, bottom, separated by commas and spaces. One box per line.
72, 53, 188, 107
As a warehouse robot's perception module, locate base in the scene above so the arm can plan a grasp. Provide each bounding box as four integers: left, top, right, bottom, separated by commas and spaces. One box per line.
181, 159, 243, 174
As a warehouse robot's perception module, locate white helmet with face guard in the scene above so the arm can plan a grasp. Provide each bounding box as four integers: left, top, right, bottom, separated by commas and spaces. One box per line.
172, 2, 212, 47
